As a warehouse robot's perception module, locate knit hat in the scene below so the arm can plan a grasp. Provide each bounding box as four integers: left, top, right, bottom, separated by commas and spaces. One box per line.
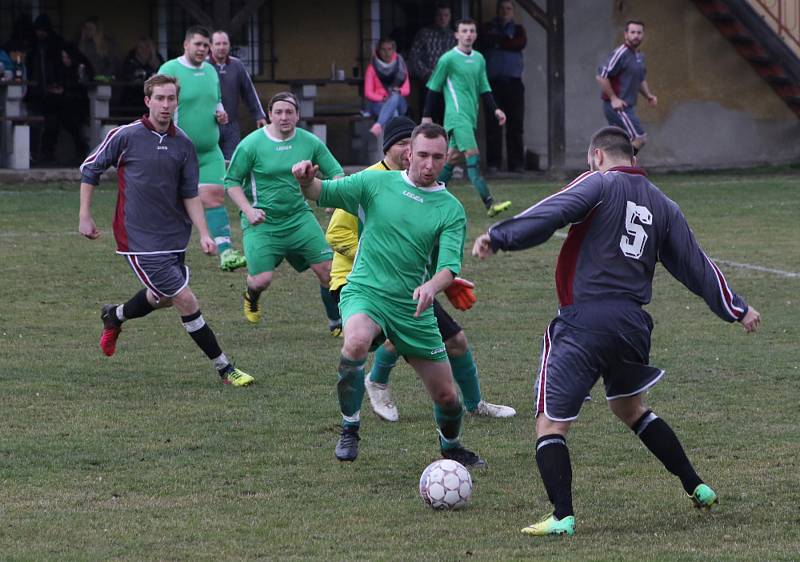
382, 116, 416, 153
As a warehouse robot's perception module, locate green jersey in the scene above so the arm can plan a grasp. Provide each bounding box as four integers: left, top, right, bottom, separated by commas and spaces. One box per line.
319, 170, 466, 304
426, 47, 491, 131
158, 57, 222, 153
225, 127, 343, 231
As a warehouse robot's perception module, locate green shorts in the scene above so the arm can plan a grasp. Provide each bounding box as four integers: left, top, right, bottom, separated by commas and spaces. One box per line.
197, 146, 226, 185
447, 126, 478, 152
243, 212, 333, 275
338, 284, 448, 361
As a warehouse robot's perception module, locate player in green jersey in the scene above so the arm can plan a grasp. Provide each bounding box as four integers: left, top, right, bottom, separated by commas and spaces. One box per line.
159, 26, 246, 272
224, 92, 343, 335
422, 18, 512, 218
292, 123, 486, 468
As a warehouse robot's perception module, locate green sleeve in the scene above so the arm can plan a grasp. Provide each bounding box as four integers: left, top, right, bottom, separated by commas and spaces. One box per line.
425, 54, 448, 93
224, 143, 254, 189
314, 138, 344, 179
478, 55, 491, 94
435, 204, 466, 276
319, 172, 370, 215
158, 60, 173, 75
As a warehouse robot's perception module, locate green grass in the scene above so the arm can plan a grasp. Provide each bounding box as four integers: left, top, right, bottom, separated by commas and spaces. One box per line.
1, 172, 798, 561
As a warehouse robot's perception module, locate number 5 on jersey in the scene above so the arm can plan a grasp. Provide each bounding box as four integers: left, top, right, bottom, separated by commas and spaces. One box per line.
620, 201, 652, 259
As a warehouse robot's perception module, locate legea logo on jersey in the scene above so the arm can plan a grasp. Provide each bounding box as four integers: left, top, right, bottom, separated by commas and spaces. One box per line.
430, 346, 445, 356
275, 145, 292, 152
402, 190, 423, 203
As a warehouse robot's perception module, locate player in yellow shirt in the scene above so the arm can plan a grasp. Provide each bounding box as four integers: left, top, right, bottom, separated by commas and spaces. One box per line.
326, 116, 515, 423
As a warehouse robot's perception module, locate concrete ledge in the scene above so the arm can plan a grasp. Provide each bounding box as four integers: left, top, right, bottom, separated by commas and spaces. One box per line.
0, 167, 116, 184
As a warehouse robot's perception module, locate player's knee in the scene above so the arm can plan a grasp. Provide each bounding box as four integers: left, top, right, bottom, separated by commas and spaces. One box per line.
609, 398, 647, 428
342, 335, 370, 361
313, 262, 332, 287
431, 385, 459, 407
248, 273, 271, 292
444, 331, 468, 356
200, 186, 225, 208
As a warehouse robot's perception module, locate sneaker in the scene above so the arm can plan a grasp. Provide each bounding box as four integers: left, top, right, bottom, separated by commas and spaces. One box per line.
521, 513, 575, 536
329, 319, 343, 337
99, 304, 122, 357
441, 446, 487, 469
335, 426, 360, 461
243, 291, 261, 324
470, 400, 516, 418
364, 375, 399, 422
690, 483, 718, 511
221, 366, 255, 387
487, 200, 512, 217
220, 248, 247, 272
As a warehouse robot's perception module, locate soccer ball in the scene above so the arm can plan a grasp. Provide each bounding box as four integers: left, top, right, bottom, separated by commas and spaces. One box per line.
419, 459, 472, 510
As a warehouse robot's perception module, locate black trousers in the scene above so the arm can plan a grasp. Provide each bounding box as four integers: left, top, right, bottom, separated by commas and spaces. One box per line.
485, 78, 525, 170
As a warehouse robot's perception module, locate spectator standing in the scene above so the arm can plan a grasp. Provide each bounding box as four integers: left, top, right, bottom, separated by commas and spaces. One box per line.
77, 17, 118, 79
408, 2, 456, 122
208, 30, 267, 161
364, 38, 410, 138
481, 0, 527, 173
120, 37, 164, 112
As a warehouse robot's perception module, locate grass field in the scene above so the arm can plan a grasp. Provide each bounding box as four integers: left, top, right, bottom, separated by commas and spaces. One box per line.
1, 171, 798, 561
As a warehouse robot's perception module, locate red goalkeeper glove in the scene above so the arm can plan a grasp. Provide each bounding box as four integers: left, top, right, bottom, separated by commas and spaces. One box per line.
444, 277, 477, 311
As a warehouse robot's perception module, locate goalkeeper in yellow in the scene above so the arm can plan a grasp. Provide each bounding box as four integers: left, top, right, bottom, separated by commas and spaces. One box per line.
326, 116, 515, 424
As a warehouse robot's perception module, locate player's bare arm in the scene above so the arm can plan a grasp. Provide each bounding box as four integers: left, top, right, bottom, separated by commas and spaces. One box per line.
291, 160, 322, 200
596, 75, 626, 110
471, 233, 495, 259
413, 268, 455, 318
739, 307, 761, 333
640, 80, 657, 107
226, 184, 266, 225
78, 182, 101, 240
183, 196, 217, 255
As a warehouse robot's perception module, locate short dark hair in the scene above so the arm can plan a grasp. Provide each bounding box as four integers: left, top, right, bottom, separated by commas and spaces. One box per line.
456, 18, 477, 29
411, 123, 447, 145
589, 126, 634, 160
268, 91, 299, 113
496, 0, 513, 13
434, 1, 450, 11
144, 74, 179, 98
185, 26, 210, 41
625, 20, 645, 32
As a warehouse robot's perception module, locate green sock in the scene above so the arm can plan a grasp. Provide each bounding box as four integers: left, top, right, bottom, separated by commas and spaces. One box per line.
319, 285, 340, 323
438, 163, 454, 184
337, 355, 366, 429
434, 401, 464, 451
205, 206, 232, 254
465, 154, 492, 206
450, 348, 482, 411
369, 345, 398, 384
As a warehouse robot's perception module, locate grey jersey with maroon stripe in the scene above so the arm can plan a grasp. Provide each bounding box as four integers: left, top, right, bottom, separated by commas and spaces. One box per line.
209, 56, 266, 125
80, 118, 200, 254
598, 44, 646, 107
488, 167, 749, 323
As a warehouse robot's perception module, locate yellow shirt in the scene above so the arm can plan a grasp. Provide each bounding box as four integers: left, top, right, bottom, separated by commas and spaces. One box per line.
326, 160, 390, 291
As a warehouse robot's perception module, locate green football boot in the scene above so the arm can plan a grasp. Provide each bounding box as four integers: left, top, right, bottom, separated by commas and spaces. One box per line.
521, 512, 575, 536
220, 248, 247, 272
690, 484, 718, 511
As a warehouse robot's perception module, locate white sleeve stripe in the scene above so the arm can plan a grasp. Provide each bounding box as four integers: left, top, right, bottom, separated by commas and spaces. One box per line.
79, 121, 139, 172
510, 171, 598, 219
704, 253, 745, 318
602, 44, 627, 77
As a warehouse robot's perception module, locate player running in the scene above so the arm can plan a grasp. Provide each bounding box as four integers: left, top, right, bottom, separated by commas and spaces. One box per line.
78, 74, 254, 387
293, 123, 486, 468
326, 116, 515, 422
224, 91, 343, 335
473, 126, 760, 536
159, 26, 247, 272
422, 18, 511, 217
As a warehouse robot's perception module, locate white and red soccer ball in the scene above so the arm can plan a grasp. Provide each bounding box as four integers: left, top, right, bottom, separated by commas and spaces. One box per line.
419, 459, 472, 510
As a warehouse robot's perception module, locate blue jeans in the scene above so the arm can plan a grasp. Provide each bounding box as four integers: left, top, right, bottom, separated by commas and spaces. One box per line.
368, 92, 408, 127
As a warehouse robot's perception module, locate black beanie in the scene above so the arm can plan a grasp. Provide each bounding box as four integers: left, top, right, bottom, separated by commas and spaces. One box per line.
382, 116, 416, 153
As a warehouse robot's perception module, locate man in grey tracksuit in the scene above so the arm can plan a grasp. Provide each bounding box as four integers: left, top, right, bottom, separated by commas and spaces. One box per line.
209, 30, 267, 160
473, 126, 760, 536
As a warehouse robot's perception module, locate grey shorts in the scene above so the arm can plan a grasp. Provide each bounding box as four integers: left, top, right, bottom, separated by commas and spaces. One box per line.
125, 252, 190, 300
218, 122, 242, 161
533, 301, 664, 421
603, 102, 646, 139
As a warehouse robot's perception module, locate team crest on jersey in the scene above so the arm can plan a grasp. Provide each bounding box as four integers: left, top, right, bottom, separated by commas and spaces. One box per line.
402, 190, 423, 203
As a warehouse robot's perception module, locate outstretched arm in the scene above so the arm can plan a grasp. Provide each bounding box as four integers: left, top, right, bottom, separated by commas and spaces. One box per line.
291, 160, 323, 201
